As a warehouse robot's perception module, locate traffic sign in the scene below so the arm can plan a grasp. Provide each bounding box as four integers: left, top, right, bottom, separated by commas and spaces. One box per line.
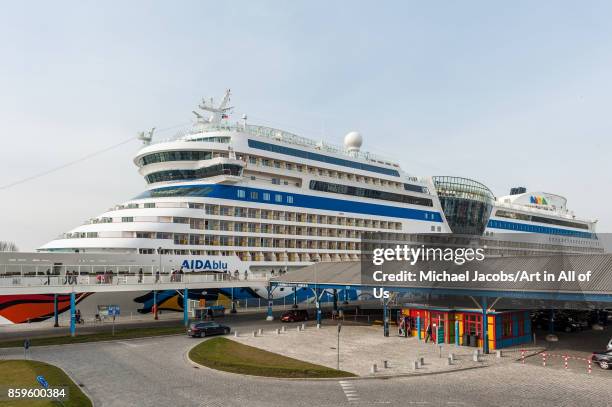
36, 375, 49, 388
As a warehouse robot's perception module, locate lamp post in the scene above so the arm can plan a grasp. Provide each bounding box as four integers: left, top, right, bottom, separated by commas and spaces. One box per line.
158, 246, 163, 276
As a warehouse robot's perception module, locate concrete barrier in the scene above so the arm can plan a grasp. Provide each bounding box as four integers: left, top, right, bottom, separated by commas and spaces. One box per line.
496, 350, 502, 358
371, 364, 377, 373
411, 361, 419, 370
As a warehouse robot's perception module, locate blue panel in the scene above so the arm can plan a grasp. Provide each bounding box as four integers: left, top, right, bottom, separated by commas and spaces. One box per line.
247, 139, 400, 177
137, 184, 443, 222
487, 219, 593, 239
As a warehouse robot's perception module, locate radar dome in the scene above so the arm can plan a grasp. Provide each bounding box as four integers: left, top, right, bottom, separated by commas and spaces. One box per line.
344, 131, 363, 152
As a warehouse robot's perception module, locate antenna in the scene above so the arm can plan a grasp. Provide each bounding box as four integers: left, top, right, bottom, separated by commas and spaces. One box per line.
197, 89, 233, 123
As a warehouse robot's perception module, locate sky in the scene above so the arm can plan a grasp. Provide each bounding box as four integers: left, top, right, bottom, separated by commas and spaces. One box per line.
0, 1, 611, 251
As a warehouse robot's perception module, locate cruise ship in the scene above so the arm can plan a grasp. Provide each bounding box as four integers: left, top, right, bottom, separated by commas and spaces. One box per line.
0, 90, 603, 324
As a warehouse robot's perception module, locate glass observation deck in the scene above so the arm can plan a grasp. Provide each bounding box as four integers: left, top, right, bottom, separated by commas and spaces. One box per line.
432, 176, 495, 236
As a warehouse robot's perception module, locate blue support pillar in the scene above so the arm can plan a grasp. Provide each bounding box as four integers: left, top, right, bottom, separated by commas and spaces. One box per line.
316, 288, 322, 325
69, 292, 76, 337
183, 288, 189, 327
482, 297, 489, 354
549, 309, 555, 334
417, 316, 421, 341
53, 294, 59, 327
230, 287, 237, 313
266, 285, 274, 321
455, 320, 460, 346
292, 286, 298, 309
383, 299, 389, 337
153, 290, 158, 320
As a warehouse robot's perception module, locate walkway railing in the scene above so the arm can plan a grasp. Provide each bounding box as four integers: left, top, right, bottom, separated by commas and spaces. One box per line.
0, 264, 269, 289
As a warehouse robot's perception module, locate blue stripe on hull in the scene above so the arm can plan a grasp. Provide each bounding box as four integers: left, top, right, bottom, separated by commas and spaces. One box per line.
487, 219, 593, 238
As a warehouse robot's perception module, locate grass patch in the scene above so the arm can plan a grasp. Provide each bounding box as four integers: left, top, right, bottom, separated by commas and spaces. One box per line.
189, 337, 356, 378
0, 360, 92, 407
0, 326, 185, 348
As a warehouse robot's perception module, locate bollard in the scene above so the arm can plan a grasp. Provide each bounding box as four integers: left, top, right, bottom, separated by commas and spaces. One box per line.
447, 356, 453, 366
564, 355, 568, 370
449, 353, 454, 362
521, 349, 525, 364
383, 360, 388, 369
297, 326, 301, 332
234, 331, 239, 338
258, 328, 263, 336
317, 323, 321, 329
472, 351, 479, 362
411, 360, 419, 370
252, 331, 257, 337
371, 364, 377, 374
496, 350, 502, 358
301, 323, 306, 330
281, 326, 286, 333
588, 359, 592, 374
542, 353, 546, 367
419, 356, 424, 366
275, 328, 280, 335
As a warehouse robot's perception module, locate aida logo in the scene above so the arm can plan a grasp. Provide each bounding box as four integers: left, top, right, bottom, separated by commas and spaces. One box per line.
181, 259, 228, 270
530, 196, 548, 205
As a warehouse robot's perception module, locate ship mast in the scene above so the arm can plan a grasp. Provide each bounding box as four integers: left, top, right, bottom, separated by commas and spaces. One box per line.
195, 89, 233, 124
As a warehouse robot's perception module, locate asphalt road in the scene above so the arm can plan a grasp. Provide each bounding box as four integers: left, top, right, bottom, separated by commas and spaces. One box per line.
1, 320, 610, 407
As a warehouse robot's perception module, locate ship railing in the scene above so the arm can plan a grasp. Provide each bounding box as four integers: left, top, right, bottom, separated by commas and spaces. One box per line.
0, 265, 269, 288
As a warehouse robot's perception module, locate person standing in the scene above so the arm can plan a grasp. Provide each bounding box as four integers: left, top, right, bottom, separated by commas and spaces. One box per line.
44, 269, 51, 285
138, 268, 143, 283
425, 323, 432, 343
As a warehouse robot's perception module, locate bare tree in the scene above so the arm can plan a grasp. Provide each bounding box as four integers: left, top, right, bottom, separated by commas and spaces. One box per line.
0, 241, 18, 252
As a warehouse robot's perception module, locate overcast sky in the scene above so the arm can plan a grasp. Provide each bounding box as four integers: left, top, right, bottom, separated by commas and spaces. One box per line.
1, 1, 611, 251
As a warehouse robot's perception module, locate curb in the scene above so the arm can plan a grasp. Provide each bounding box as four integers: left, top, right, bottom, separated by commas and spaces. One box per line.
0, 333, 185, 350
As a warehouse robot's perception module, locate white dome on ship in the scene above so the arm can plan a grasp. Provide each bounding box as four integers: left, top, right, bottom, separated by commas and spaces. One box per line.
344, 131, 363, 152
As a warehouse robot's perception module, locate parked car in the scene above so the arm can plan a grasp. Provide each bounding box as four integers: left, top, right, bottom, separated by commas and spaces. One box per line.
607, 338, 612, 351
280, 309, 309, 322
532, 314, 582, 333
592, 350, 612, 370
187, 322, 230, 338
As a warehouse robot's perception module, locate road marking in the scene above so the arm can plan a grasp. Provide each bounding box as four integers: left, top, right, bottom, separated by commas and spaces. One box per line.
339, 381, 359, 403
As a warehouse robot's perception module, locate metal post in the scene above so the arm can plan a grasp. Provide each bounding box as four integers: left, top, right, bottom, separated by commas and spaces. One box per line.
417, 316, 421, 341
482, 297, 489, 354
183, 288, 189, 327
383, 299, 389, 337
53, 294, 59, 327
337, 323, 342, 370
292, 286, 298, 309
316, 288, 322, 325
69, 292, 76, 337
266, 285, 274, 321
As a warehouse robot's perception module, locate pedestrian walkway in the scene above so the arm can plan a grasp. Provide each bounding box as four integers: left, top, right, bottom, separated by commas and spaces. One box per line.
232, 324, 544, 376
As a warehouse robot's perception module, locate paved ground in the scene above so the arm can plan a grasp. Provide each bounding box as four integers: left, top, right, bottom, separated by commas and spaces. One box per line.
0, 320, 610, 407
232, 324, 544, 376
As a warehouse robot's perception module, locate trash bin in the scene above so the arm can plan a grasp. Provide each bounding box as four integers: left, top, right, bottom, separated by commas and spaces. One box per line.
470, 334, 479, 347
462, 334, 470, 347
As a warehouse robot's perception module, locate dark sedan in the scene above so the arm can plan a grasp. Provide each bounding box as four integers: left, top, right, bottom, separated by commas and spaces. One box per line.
592, 350, 612, 370
187, 322, 230, 338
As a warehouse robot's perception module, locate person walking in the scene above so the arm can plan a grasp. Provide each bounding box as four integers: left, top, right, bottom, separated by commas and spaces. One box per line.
425, 323, 432, 343
138, 268, 143, 283
155, 269, 160, 283
44, 269, 51, 285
